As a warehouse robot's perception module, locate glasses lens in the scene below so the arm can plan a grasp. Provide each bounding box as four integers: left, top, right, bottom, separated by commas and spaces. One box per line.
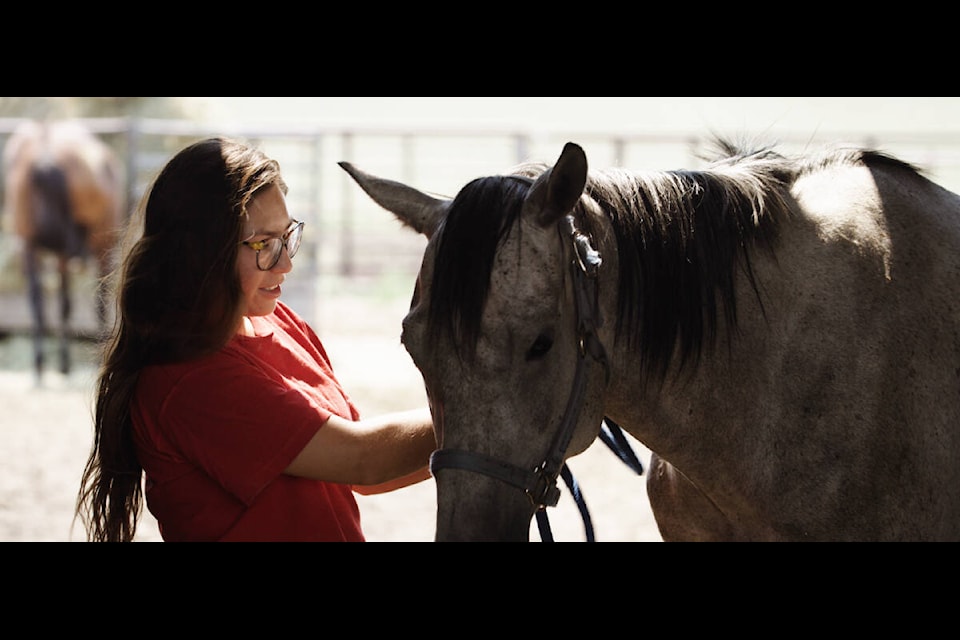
257, 237, 281, 270
286, 222, 304, 260
255, 222, 303, 270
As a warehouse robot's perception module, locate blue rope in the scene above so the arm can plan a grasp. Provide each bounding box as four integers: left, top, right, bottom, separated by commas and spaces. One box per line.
537, 417, 643, 541
599, 417, 644, 475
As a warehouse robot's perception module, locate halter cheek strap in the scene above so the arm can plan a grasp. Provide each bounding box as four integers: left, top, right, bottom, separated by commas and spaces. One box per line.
429, 214, 609, 510
567, 215, 609, 380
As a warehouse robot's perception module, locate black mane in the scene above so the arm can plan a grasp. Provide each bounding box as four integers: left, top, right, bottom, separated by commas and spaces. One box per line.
590, 146, 792, 380
426, 141, 915, 379
427, 175, 530, 358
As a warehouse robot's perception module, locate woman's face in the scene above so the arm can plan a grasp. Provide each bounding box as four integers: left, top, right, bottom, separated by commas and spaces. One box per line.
237, 183, 295, 320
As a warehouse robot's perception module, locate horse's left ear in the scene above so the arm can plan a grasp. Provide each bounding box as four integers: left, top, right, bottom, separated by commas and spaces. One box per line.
339, 161, 447, 239
524, 142, 588, 228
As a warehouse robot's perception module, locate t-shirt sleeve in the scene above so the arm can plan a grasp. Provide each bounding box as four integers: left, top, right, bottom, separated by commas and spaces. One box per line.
160, 357, 329, 505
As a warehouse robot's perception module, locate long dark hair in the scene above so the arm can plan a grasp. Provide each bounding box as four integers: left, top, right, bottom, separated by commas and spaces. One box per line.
76, 137, 287, 541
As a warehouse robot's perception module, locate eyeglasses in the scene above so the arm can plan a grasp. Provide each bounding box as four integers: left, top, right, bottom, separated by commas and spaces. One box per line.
241, 220, 305, 271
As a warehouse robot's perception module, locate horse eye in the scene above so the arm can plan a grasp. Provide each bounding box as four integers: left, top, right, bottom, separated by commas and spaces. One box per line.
526, 332, 554, 361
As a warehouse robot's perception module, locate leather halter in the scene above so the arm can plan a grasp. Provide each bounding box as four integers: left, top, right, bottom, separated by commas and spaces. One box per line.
429, 214, 609, 511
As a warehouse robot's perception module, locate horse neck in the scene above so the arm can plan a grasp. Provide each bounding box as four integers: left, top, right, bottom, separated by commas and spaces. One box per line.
587, 166, 783, 399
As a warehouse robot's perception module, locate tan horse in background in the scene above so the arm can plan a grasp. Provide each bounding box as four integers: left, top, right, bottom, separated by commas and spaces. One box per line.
342, 139, 960, 541
2, 120, 122, 380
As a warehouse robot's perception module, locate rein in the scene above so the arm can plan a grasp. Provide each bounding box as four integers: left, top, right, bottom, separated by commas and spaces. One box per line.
431, 214, 629, 539
537, 418, 643, 542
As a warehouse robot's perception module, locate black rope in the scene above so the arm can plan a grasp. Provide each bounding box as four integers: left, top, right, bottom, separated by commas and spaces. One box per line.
599, 417, 644, 475
536, 463, 595, 542
535, 511, 552, 542
536, 417, 643, 542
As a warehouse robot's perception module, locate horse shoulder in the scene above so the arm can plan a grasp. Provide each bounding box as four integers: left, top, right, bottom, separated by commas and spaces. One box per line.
646, 453, 736, 541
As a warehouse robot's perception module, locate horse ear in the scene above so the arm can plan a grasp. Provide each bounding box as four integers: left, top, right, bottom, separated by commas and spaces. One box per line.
524, 142, 588, 228
338, 161, 447, 239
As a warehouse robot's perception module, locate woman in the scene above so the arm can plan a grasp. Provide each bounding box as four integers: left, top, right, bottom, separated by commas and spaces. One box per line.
76, 137, 436, 542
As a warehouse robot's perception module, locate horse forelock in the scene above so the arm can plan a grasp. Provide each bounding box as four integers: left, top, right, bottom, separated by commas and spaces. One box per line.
587, 150, 792, 382
427, 174, 532, 359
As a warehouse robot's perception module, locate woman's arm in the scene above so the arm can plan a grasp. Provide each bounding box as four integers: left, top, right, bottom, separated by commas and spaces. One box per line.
352, 466, 433, 495
284, 407, 436, 489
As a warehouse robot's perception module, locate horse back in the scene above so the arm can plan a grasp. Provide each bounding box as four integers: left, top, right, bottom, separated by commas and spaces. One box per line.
760, 157, 960, 538
648, 153, 960, 541
2, 120, 122, 257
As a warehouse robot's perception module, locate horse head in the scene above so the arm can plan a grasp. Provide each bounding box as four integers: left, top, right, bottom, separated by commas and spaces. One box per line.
340, 143, 616, 540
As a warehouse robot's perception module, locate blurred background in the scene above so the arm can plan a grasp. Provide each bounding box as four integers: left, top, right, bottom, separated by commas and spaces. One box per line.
7, 97, 959, 340
1, 97, 958, 542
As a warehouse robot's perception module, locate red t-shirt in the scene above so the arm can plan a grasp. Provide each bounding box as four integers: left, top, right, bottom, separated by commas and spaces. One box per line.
132, 302, 365, 542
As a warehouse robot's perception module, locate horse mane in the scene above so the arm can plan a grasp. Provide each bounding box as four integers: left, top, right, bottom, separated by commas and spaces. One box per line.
427, 139, 919, 377
427, 174, 531, 358
590, 140, 794, 380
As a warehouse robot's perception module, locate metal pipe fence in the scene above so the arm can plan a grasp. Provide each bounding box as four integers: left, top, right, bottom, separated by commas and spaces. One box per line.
2, 116, 960, 327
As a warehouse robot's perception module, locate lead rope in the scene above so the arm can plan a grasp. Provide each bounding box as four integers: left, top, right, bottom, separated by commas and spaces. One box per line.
536, 417, 644, 542
537, 463, 593, 542
599, 417, 645, 475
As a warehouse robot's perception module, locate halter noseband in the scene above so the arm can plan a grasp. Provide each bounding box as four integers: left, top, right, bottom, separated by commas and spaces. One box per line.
429, 213, 609, 511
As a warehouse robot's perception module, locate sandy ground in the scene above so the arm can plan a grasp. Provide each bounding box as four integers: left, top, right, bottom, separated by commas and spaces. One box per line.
0, 286, 662, 543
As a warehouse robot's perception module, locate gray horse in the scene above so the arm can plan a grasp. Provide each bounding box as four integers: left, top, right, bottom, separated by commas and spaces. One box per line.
342, 139, 960, 541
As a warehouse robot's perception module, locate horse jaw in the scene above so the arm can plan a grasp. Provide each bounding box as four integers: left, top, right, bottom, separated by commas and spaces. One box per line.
338, 161, 447, 238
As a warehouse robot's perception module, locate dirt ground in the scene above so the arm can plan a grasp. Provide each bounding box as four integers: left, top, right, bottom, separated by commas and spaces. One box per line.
0, 286, 662, 543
